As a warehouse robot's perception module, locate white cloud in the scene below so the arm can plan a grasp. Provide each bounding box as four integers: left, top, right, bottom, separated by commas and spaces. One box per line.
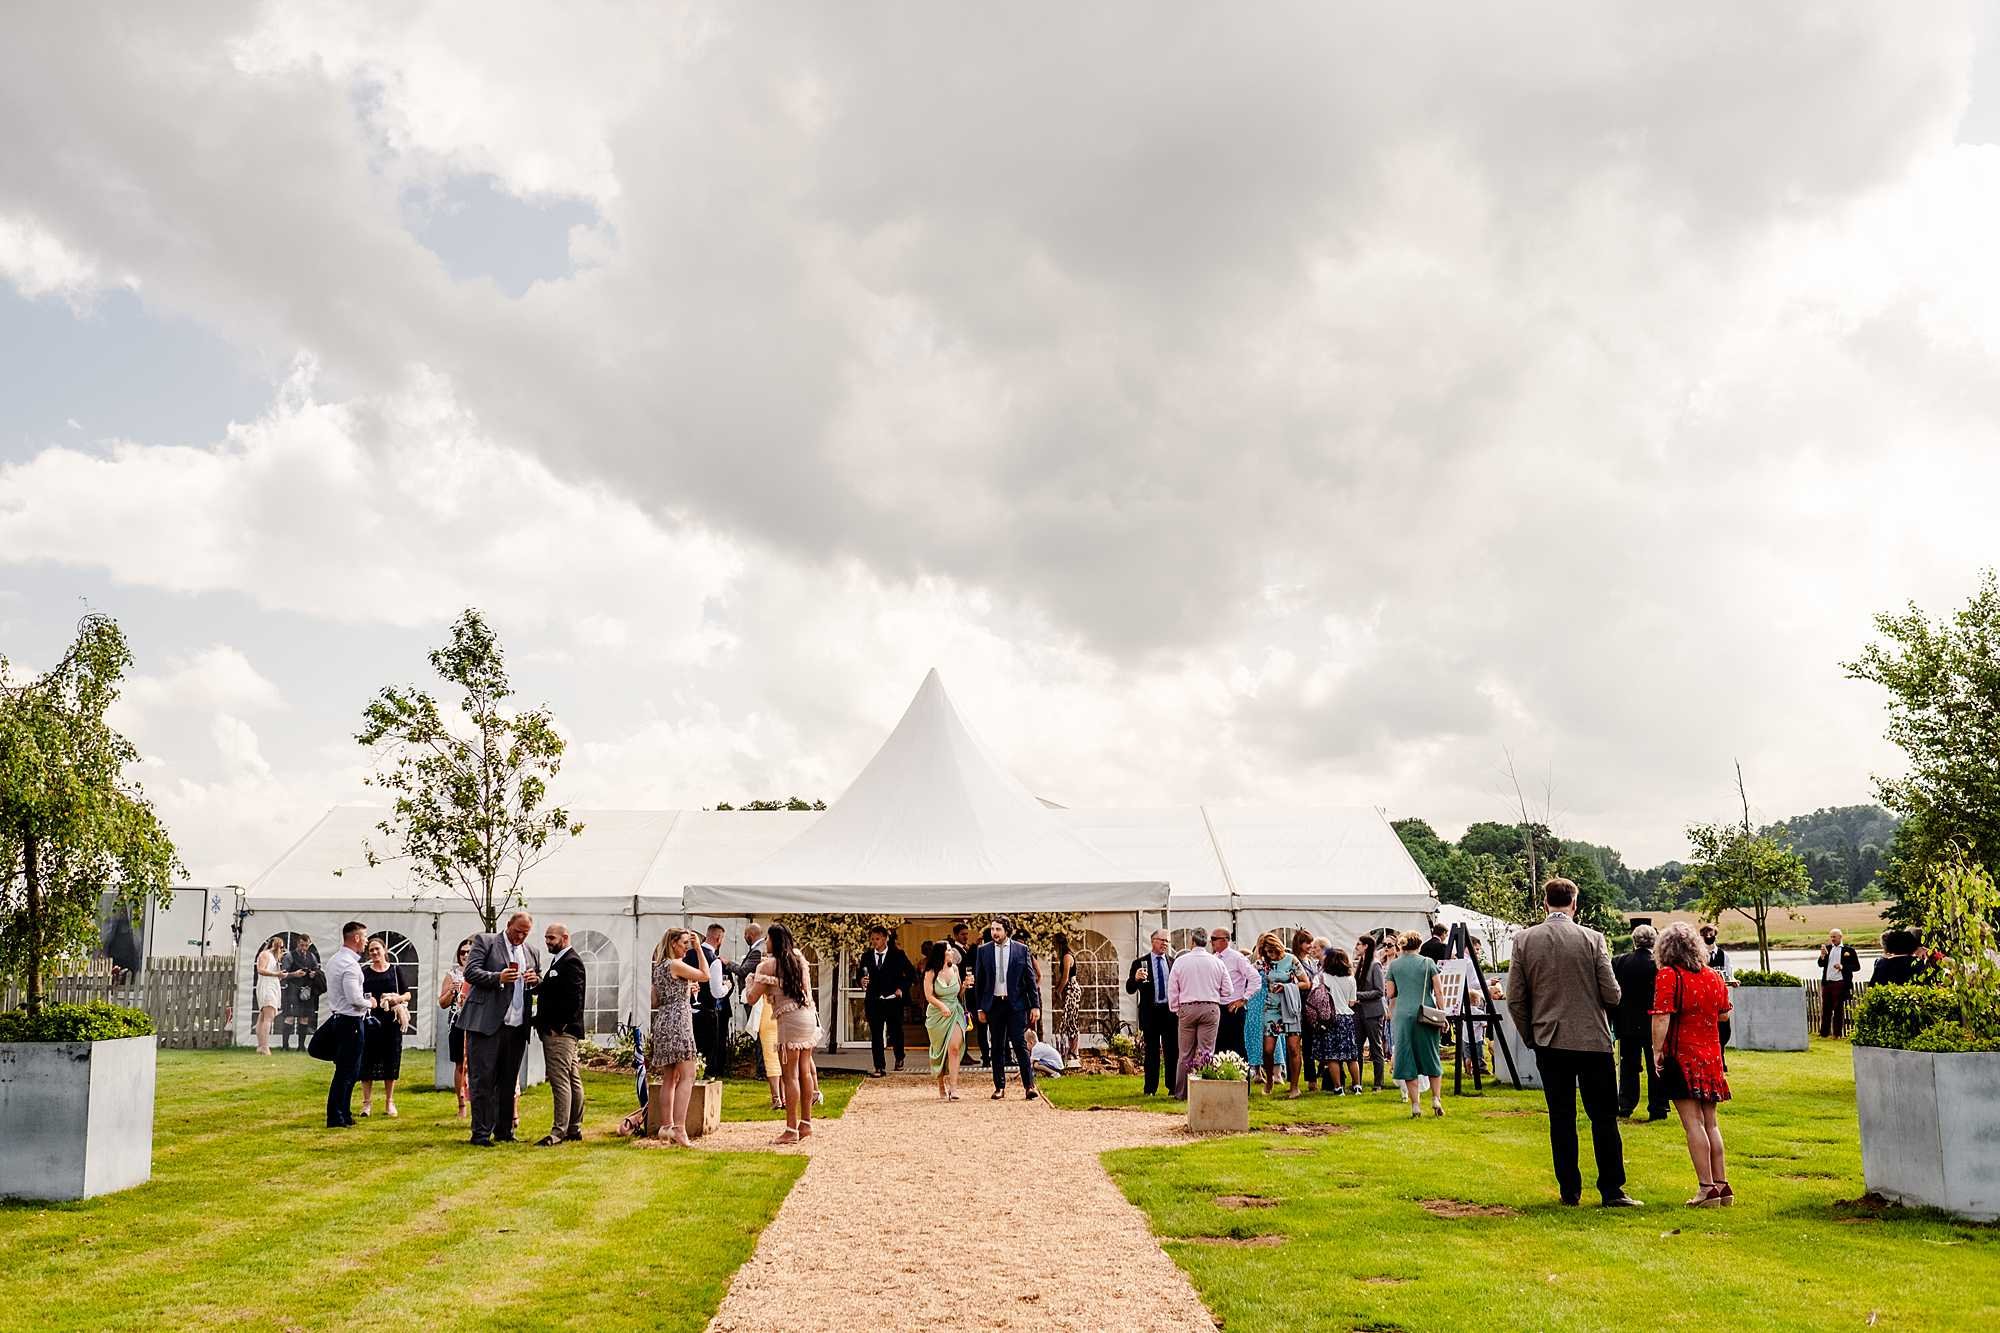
0, 215, 114, 304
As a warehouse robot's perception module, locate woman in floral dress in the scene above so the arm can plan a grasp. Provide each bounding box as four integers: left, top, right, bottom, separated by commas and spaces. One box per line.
649, 927, 708, 1147
1651, 922, 1735, 1207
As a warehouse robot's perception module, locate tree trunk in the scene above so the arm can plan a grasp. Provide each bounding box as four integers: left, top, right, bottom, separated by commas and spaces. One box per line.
23, 828, 41, 1016
1754, 905, 1771, 972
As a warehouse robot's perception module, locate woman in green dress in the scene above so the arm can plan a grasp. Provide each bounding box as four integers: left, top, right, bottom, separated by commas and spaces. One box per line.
923, 939, 967, 1101
1385, 929, 1446, 1118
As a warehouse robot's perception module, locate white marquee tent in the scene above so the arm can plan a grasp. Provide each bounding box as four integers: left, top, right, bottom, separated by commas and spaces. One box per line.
235, 670, 1436, 1053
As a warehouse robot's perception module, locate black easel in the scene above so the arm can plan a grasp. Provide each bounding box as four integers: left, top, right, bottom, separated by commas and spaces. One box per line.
1448, 921, 1523, 1093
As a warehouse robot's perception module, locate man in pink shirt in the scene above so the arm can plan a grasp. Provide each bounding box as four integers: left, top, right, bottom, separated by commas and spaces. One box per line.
1210, 927, 1259, 1058
1167, 926, 1228, 1098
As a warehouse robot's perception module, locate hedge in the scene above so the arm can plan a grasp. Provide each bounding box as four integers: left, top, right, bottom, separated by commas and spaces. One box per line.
1852, 984, 1957, 1051
1732, 969, 1802, 988
0, 1002, 156, 1043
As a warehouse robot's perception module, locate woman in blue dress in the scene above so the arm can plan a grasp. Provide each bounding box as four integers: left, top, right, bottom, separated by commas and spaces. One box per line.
1244, 940, 1271, 1075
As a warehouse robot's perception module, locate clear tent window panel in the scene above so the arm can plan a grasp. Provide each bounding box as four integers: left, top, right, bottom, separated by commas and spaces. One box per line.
572, 929, 624, 1038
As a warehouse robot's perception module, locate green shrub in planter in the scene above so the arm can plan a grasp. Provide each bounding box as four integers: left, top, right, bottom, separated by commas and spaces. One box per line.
1105, 1032, 1139, 1060
0, 1001, 154, 1043
1852, 983, 1957, 1050
1732, 969, 1802, 987
1904, 1021, 2000, 1054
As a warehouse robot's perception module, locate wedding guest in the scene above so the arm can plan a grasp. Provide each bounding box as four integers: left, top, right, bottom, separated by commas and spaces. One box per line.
1258, 932, 1305, 1098
1817, 928, 1861, 1038
462, 911, 542, 1148
1244, 934, 1272, 1080
1652, 922, 1734, 1207
948, 921, 987, 1067
322, 922, 370, 1129
1612, 925, 1666, 1120
858, 923, 916, 1077
1052, 932, 1082, 1065
649, 927, 707, 1147
1321, 947, 1362, 1094
282, 933, 323, 1052
254, 934, 286, 1055
1385, 930, 1445, 1118
358, 937, 411, 1118
535, 921, 587, 1146
1030, 1033, 1065, 1079
1869, 929, 1928, 986
1353, 936, 1388, 1092
1297, 935, 1326, 1088
696, 923, 733, 1082
1125, 930, 1178, 1095
746, 923, 819, 1143
1419, 923, 1451, 963
437, 937, 473, 1119
923, 939, 967, 1101
1508, 879, 1640, 1207
972, 917, 1042, 1100
1167, 926, 1226, 1097
1210, 927, 1259, 1057
737, 922, 766, 1058
1699, 925, 1734, 981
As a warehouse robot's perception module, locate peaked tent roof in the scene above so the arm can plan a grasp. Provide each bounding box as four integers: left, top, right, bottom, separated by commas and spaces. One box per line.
680, 670, 1169, 914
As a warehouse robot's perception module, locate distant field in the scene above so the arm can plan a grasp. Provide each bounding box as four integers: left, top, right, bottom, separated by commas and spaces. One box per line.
1626, 901, 1890, 948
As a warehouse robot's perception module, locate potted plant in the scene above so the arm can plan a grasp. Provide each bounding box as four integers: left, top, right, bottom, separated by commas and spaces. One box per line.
1725, 969, 1808, 1051
1851, 852, 2000, 1221
0, 615, 180, 1202
1186, 1049, 1251, 1133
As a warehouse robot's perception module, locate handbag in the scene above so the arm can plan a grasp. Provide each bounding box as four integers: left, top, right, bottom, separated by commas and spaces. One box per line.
306, 1017, 340, 1061
1418, 1004, 1449, 1031
1303, 980, 1334, 1027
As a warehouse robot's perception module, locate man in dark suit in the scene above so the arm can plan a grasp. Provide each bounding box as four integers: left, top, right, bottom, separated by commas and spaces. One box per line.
951, 921, 986, 1066
973, 917, 1041, 1100
533, 921, 587, 1146
1508, 879, 1641, 1208
1611, 925, 1666, 1121
461, 910, 542, 1147
857, 923, 917, 1076
281, 933, 323, 1051
1817, 929, 1862, 1038
694, 923, 733, 1079
1124, 929, 1178, 1095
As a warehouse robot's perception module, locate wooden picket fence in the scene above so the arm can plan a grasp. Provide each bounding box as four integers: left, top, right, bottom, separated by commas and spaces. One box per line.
2, 957, 235, 1049
1804, 977, 1866, 1036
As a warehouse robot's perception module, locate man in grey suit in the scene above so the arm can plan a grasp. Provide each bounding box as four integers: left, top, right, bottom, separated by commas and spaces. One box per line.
461, 909, 542, 1147
1507, 878, 1641, 1208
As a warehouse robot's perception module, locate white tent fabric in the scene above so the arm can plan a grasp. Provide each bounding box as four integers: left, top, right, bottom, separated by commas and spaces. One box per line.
681, 669, 1169, 914
1436, 902, 1519, 962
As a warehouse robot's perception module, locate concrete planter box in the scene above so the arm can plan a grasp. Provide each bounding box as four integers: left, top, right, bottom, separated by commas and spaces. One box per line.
1726, 986, 1808, 1052
0, 1035, 156, 1201
1186, 1076, 1250, 1134
1490, 999, 1542, 1090
645, 1078, 723, 1139
1854, 1045, 2000, 1221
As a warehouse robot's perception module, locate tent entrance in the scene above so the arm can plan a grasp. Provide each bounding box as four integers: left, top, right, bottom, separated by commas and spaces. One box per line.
839, 917, 965, 1053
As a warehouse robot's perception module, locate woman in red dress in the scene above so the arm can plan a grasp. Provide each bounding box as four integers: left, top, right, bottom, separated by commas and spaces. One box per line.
1651, 922, 1734, 1207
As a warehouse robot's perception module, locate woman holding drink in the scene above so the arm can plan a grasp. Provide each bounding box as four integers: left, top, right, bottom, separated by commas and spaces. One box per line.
746, 923, 819, 1144
649, 928, 708, 1147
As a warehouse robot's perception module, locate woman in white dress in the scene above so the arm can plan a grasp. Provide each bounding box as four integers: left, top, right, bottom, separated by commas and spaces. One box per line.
254, 935, 286, 1055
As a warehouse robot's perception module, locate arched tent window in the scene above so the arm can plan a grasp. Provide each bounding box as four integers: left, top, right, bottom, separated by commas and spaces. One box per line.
1071, 929, 1123, 1043
366, 930, 420, 994
1169, 928, 1206, 956
572, 930, 623, 1037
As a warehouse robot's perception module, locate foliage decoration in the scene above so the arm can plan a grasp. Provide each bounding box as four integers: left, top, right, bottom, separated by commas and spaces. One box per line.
0, 614, 183, 1016
356, 608, 582, 931
0, 1000, 155, 1043
772, 914, 906, 963
1194, 1050, 1251, 1082
1853, 984, 1958, 1051
1901, 848, 2000, 1048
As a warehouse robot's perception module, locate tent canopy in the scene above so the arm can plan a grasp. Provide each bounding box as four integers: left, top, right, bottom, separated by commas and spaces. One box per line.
681, 669, 1168, 913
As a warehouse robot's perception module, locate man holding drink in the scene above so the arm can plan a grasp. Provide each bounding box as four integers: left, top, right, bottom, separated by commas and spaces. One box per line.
460, 909, 543, 1147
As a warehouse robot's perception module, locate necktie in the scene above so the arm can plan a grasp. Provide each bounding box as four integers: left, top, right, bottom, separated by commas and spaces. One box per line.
1154, 956, 1165, 1004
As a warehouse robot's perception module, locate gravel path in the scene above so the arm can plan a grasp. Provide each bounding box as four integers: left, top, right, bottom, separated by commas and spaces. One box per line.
704, 1079, 1216, 1331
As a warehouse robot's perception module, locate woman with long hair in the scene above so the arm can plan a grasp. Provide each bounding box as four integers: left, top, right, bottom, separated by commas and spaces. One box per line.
649, 927, 708, 1147
1653, 922, 1734, 1206
1051, 932, 1081, 1065
1384, 930, 1445, 1118
1352, 934, 1387, 1091
746, 923, 819, 1144
253, 934, 286, 1055
923, 939, 967, 1100
1257, 932, 1304, 1097
437, 936, 473, 1118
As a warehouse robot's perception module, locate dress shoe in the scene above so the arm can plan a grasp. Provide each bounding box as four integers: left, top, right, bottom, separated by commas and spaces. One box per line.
990, 1089, 1005, 1100
1559, 1193, 1580, 1206
470, 1137, 494, 1148
1025, 1089, 1040, 1101
868, 1069, 886, 1079
894, 1057, 905, 1072
565, 1130, 583, 1142
535, 1134, 565, 1147
494, 1133, 517, 1143
1600, 1193, 1644, 1208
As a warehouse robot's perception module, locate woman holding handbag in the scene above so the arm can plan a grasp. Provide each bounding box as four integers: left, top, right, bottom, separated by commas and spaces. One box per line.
1651, 922, 1734, 1207
1385, 930, 1447, 1118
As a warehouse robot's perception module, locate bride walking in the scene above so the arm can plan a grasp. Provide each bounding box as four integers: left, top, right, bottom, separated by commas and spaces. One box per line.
923, 939, 967, 1100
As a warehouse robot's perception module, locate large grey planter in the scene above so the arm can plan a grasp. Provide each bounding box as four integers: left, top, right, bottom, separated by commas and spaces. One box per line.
1187, 1076, 1250, 1133
0, 1035, 156, 1201
1726, 986, 1808, 1052
1854, 1045, 2000, 1221
1490, 999, 1542, 1090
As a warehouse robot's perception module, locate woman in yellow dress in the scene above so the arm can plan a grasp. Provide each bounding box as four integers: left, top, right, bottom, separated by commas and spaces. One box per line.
923, 939, 967, 1101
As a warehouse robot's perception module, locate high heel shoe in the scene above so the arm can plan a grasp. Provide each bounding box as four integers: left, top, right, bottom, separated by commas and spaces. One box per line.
1714, 1181, 1734, 1206
1431, 1102, 1445, 1117
1686, 1183, 1722, 1207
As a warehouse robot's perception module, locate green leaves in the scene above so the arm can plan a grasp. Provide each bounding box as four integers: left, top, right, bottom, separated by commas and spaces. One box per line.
1681, 817, 1810, 971
357, 608, 582, 931
0, 1000, 154, 1042
0, 614, 183, 1012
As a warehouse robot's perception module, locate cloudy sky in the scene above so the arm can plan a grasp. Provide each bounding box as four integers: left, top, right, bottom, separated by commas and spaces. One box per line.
4, 3, 1997, 884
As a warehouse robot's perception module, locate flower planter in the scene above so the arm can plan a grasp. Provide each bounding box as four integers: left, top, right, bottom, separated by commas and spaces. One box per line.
644, 1077, 723, 1139
1489, 999, 1542, 1090
0, 1035, 156, 1201
1725, 986, 1808, 1052
1854, 1045, 2000, 1221
1186, 1075, 1250, 1134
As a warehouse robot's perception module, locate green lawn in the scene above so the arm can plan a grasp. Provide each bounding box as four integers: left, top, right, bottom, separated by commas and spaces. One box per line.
1058, 1042, 2000, 1332
0, 1051, 803, 1333
712, 1071, 861, 1121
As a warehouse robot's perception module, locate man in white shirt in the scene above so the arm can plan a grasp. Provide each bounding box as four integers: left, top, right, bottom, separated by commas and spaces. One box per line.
1167, 926, 1228, 1097
323, 921, 370, 1128
461, 910, 543, 1146
1209, 927, 1259, 1058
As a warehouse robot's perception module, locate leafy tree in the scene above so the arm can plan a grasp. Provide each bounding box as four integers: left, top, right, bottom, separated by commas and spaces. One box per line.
1899, 847, 2000, 1048
1392, 817, 1474, 905
1845, 571, 2000, 924
714, 798, 826, 811
356, 608, 582, 931
1460, 852, 1539, 953
1680, 768, 1809, 971
0, 615, 182, 1015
